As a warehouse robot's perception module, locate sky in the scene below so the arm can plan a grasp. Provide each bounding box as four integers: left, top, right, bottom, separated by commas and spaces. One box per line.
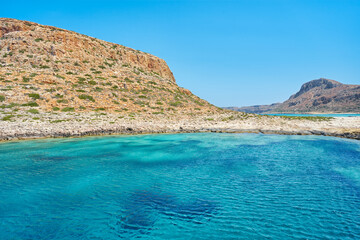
1, 0, 359, 107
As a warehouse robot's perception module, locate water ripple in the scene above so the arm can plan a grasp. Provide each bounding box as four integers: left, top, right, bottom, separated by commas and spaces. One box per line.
0, 133, 360, 239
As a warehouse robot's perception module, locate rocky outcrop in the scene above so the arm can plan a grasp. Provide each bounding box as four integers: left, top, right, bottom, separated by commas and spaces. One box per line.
231, 78, 360, 113
0, 18, 220, 115
0, 18, 175, 81
291, 78, 341, 99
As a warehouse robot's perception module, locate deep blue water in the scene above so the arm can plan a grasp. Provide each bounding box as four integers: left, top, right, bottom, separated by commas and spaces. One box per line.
0, 133, 360, 239
264, 113, 360, 117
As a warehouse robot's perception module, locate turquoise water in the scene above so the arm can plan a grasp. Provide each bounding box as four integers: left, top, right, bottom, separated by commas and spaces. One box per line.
0, 133, 360, 239
264, 113, 360, 117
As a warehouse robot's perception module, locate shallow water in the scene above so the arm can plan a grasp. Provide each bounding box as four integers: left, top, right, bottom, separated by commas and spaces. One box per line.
0, 133, 360, 239
264, 113, 360, 117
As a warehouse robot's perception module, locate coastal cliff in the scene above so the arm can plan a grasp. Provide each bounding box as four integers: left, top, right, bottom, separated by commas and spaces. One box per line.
0, 18, 219, 114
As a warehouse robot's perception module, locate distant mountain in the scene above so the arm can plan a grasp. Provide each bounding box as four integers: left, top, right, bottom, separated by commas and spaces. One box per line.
227, 78, 360, 113
225, 103, 281, 114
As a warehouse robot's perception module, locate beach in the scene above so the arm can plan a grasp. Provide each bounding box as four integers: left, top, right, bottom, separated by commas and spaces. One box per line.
1, 111, 359, 141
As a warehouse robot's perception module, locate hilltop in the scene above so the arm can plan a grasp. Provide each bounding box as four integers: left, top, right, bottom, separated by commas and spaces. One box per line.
229, 78, 360, 113
0, 18, 220, 115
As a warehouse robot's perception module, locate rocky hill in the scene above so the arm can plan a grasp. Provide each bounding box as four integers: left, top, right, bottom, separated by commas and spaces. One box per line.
0, 18, 220, 116
230, 78, 360, 113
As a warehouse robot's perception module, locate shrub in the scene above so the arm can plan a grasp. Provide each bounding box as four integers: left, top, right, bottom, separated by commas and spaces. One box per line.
55, 74, 65, 79
28, 93, 40, 100
61, 107, 75, 112
148, 81, 157, 85
0, 95, 4, 102
50, 119, 66, 123
28, 109, 39, 114
52, 107, 60, 111
88, 80, 97, 85
35, 38, 43, 42
194, 100, 205, 106
0, 103, 19, 109
22, 102, 39, 107
124, 77, 133, 83
78, 94, 95, 102
281, 116, 333, 122
2, 115, 14, 121
170, 101, 182, 107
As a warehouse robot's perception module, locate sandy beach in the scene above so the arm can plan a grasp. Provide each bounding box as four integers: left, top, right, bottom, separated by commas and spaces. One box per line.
1, 111, 359, 141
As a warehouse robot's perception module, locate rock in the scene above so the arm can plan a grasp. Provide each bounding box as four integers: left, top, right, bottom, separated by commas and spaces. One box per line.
227, 78, 360, 113
0, 18, 218, 115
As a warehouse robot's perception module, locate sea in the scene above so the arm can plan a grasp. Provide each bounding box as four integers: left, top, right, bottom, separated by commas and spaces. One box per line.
0, 133, 359, 239
263, 113, 360, 117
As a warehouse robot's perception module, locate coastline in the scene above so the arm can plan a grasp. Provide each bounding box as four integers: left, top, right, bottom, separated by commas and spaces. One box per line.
1, 128, 358, 144
1, 111, 359, 142
264, 112, 360, 115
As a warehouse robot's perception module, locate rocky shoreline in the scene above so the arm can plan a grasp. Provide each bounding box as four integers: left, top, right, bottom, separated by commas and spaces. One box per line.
1, 19, 359, 143
1, 111, 359, 142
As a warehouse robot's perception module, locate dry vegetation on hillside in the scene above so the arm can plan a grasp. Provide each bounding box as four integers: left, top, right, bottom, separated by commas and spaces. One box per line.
0, 18, 222, 118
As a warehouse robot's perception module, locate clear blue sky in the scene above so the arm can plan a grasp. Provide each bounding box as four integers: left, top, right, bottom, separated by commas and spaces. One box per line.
2, 0, 359, 107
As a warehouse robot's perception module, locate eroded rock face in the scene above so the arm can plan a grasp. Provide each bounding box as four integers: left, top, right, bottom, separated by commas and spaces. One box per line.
292, 78, 342, 99
0, 18, 220, 115
279, 78, 360, 113
0, 18, 175, 82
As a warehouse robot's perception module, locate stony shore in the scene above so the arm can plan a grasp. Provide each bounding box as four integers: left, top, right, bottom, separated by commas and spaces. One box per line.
0, 111, 359, 142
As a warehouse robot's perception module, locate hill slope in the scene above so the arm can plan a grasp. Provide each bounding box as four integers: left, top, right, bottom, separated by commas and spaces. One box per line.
0, 18, 220, 115
230, 78, 360, 113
